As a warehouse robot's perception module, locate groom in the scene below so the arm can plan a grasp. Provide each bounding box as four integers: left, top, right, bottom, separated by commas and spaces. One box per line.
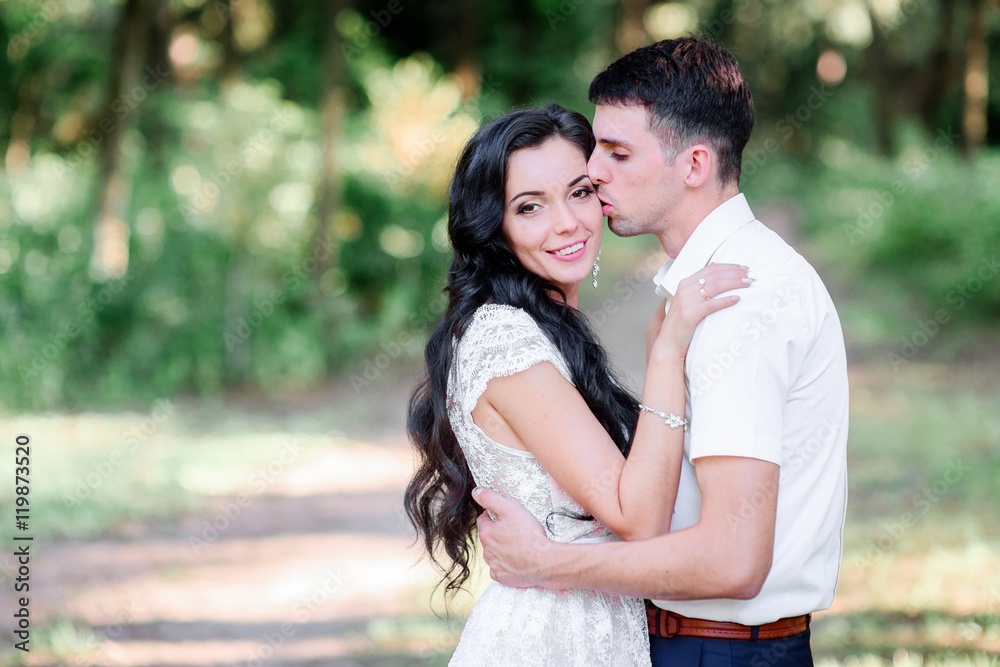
473, 37, 849, 666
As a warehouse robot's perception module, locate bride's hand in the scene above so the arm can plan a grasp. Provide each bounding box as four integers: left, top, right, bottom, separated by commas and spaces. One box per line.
649, 263, 753, 365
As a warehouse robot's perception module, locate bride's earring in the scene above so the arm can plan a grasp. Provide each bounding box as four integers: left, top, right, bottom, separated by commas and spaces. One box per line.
592, 248, 602, 289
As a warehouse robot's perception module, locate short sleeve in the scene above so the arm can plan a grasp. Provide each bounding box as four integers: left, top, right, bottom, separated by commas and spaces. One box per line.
684, 286, 802, 465
453, 304, 574, 414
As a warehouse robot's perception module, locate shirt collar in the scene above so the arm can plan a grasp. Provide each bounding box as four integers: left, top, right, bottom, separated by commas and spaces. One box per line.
653, 193, 756, 297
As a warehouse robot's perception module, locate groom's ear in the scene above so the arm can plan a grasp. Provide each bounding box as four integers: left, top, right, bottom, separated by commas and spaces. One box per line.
680, 144, 714, 189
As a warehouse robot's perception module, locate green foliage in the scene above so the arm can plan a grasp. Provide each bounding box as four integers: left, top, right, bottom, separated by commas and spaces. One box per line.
744, 128, 1000, 338
0, 24, 455, 409
1, 0, 999, 409
858, 154, 1000, 319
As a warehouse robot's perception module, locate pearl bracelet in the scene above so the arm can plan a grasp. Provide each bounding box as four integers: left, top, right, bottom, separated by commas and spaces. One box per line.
639, 403, 688, 431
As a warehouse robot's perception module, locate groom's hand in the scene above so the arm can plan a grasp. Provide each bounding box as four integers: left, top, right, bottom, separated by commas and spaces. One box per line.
473, 487, 552, 588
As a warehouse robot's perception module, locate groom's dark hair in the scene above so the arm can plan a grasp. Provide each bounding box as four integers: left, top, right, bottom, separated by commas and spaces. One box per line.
589, 36, 755, 186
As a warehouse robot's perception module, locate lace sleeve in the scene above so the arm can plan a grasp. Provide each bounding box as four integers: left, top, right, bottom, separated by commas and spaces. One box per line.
453, 304, 574, 414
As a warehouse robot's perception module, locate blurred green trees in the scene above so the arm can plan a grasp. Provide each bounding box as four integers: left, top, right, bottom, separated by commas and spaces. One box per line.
1, 0, 998, 409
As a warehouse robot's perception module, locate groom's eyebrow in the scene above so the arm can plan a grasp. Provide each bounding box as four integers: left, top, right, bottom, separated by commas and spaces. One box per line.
597, 137, 634, 150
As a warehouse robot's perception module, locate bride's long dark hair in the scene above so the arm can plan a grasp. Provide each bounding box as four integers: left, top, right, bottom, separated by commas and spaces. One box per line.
404, 104, 640, 597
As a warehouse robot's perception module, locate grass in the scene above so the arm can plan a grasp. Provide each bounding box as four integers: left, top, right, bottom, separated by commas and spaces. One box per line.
815, 369, 1000, 664
0, 404, 343, 543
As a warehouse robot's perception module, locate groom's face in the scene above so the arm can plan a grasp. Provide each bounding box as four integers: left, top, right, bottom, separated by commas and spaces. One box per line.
588, 104, 680, 238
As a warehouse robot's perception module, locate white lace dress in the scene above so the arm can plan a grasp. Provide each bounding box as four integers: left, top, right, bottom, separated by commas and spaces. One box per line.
446, 304, 650, 667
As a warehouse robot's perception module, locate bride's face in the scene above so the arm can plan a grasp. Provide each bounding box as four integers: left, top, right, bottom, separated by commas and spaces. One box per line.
502, 137, 603, 303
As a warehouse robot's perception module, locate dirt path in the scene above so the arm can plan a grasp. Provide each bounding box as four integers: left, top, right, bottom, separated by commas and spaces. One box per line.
6, 367, 484, 666
24, 445, 449, 665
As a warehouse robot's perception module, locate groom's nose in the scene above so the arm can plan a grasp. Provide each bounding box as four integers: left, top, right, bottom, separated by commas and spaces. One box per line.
587, 150, 609, 184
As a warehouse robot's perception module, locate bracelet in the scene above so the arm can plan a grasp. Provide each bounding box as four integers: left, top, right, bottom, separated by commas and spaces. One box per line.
639, 403, 688, 431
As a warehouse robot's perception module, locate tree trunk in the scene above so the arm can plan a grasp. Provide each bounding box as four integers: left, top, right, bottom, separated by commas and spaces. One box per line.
217, 0, 240, 85
617, 0, 649, 54
313, 0, 348, 283
918, 1, 958, 134
865, 4, 895, 157
4, 80, 38, 173
509, 0, 534, 104
962, 0, 989, 158
454, 0, 482, 99
89, 0, 148, 281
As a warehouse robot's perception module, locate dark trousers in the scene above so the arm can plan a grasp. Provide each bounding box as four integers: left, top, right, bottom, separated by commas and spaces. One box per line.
649, 628, 813, 666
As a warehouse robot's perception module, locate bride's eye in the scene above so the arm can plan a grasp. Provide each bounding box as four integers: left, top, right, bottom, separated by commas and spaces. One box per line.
517, 202, 540, 215
570, 187, 594, 200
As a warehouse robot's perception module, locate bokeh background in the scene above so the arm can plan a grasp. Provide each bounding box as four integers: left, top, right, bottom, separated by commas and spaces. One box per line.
2, 0, 1000, 665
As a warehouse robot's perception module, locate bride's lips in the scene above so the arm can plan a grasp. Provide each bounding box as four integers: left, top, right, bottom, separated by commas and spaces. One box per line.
547, 238, 587, 262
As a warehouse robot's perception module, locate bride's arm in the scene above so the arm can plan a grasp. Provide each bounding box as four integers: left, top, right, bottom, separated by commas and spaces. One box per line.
478, 263, 750, 541
646, 298, 667, 365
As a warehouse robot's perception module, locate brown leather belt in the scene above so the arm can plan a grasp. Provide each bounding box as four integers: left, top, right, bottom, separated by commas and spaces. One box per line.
645, 601, 810, 641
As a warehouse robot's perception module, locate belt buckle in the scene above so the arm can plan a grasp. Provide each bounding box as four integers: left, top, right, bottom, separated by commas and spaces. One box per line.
659, 610, 679, 639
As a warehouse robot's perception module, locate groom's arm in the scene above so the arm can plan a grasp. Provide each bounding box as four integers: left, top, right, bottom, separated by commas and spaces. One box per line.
475, 454, 778, 600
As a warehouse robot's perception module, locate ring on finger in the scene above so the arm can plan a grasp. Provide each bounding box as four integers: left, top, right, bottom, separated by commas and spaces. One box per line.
699, 287, 710, 300
698, 277, 707, 286
487, 509, 498, 521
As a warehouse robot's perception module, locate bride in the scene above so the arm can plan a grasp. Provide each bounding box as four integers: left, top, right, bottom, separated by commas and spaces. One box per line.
405, 104, 750, 665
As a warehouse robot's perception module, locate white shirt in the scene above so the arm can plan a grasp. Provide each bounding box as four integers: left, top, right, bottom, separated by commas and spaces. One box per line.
650, 193, 849, 625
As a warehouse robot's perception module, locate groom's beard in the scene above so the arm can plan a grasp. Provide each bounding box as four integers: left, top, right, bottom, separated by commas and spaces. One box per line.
599, 190, 644, 238
607, 209, 653, 238
599, 189, 664, 238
